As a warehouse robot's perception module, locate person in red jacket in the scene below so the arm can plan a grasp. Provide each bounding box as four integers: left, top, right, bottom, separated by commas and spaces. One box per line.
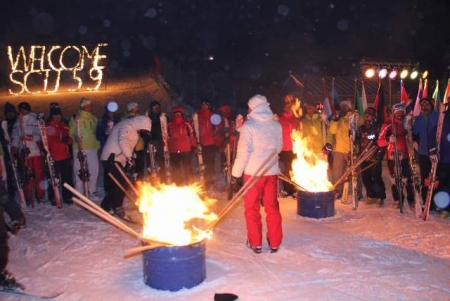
197, 100, 217, 187
46, 103, 74, 205
168, 106, 196, 186
278, 102, 300, 197
378, 103, 414, 209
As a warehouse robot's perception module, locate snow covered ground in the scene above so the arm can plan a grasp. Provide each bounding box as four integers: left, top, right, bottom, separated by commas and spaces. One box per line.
4, 167, 450, 301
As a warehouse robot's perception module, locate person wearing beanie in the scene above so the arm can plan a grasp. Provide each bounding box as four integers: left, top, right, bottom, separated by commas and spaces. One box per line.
413, 97, 439, 209
378, 103, 415, 210
196, 99, 217, 189
96, 102, 120, 152
231, 94, 283, 254
126, 102, 139, 116
167, 105, 196, 185
356, 107, 386, 207
328, 100, 363, 200
69, 97, 101, 200
11, 102, 47, 205
0, 103, 26, 232
46, 103, 74, 205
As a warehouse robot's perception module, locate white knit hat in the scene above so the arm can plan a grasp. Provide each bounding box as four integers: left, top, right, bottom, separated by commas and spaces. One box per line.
80, 97, 91, 108
127, 102, 139, 112
248, 94, 269, 110
340, 100, 352, 109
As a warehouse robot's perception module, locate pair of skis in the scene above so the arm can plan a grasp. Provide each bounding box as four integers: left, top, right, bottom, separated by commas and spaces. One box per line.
37, 114, 62, 208
75, 115, 90, 197
342, 111, 358, 210
422, 102, 447, 221
404, 114, 422, 217
1, 121, 27, 209
159, 113, 172, 184
192, 113, 206, 189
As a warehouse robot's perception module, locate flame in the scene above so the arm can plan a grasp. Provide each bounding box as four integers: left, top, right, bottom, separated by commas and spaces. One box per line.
291, 97, 303, 118
290, 129, 332, 192
136, 182, 217, 246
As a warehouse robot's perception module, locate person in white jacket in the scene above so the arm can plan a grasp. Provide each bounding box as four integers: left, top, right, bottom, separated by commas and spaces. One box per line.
231, 95, 283, 254
100, 115, 151, 220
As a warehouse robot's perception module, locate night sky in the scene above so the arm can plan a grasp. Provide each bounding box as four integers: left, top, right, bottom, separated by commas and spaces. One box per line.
1, 0, 450, 106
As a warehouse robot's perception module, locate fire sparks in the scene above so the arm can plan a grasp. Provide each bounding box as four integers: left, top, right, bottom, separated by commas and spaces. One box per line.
136, 182, 218, 246
291, 129, 332, 192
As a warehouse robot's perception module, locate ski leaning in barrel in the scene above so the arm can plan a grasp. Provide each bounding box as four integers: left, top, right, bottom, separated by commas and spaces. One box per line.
159, 113, 172, 184
192, 113, 206, 189
1, 121, 27, 209
404, 113, 422, 217
37, 114, 62, 208
75, 115, 90, 197
422, 101, 447, 221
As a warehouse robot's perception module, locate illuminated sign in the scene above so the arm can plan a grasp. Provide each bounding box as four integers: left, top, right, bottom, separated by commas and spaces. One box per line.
7, 43, 108, 95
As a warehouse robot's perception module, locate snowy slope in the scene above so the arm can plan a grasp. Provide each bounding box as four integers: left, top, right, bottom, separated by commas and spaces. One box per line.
3, 173, 450, 301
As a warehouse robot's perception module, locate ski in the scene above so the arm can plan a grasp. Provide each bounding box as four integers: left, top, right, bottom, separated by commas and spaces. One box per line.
391, 117, 404, 213
404, 114, 422, 217
224, 143, 233, 200
349, 111, 358, 210
18, 114, 36, 208
422, 102, 446, 221
148, 143, 160, 184
159, 113, 172, 184
37, 114, 62, 208
0, 287, 62, 299
75, 115, 90, 197
192, 113, 206, 189
1, 120, 27, 209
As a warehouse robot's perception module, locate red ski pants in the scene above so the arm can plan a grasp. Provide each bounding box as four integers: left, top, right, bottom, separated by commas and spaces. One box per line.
23, 156, 45, 201
243, 174, 283, 248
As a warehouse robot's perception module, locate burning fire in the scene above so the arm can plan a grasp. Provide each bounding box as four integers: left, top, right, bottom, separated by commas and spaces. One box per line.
291, 129, 332, 192
136, 182, 218, 246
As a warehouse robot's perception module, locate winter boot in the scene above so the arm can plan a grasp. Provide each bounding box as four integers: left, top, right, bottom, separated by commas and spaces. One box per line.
113, 207, 131, 222
377, 199, 384, 207
392, 201, 400, 209
246, 240, 262, 254
0, 270, 24, 291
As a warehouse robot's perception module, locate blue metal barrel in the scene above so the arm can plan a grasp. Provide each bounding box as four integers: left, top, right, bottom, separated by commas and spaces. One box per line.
297, 190, 335, 218
142, 240, 206, 291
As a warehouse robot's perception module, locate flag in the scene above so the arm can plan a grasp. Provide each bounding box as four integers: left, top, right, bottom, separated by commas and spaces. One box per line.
422, 79, 428, 98
361, 80, 368, 112
443, 79, 450, 105
413, 78, 423, 117
432, 80, 440, 111
374, 80, 388, 124
401, 80, 413, 114
400, 80, 409, 104
321, 78, 334, 118
354, 80, 364, 118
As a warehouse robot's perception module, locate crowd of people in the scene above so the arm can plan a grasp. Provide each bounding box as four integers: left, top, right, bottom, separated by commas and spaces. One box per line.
0, 92, 449, 287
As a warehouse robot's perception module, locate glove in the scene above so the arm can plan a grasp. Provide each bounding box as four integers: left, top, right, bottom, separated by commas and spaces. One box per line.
322, 143, 332, 155
429, 147, 439, 162
389, 135, 396, 143
230, 176, 243, 192
332, 113, 340, 122
126, 157, 135, 168
139, 130, 152, 144
374, 148, 385, 161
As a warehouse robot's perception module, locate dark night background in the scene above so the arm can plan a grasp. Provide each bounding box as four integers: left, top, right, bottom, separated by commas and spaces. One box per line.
1, 0, 450, 109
